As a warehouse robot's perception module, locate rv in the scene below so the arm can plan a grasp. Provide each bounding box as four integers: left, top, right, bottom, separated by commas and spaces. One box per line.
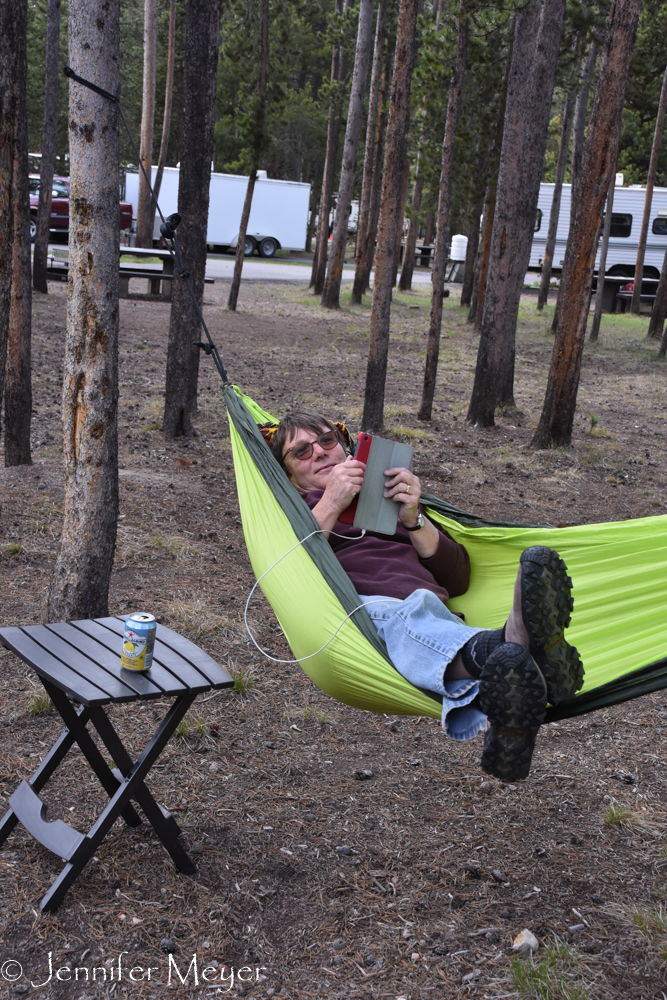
530, 180, 667, 278
124, 167, 311, 257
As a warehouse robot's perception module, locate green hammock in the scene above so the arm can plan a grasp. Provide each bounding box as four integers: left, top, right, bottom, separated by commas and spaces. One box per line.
224, 384, 667, 723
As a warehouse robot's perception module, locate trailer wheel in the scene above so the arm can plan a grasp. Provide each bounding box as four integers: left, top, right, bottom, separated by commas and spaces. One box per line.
258, 237, 278, 258
244, 236, 256, 256
30, 216, 37, 243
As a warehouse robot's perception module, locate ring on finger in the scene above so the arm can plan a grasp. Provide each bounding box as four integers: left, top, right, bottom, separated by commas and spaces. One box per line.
406, 484, 411, 494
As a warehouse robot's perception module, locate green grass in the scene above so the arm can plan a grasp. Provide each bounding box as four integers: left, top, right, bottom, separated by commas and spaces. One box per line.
231, 666, 256, 695
632, 903, 666, 941
144, 422, 162, 432
385, 424, 433, 441
303, 705, 329, 724
3, 543, 25, 557
25, 689, 52, 716
604, 800, 635, 827
175, 713, 208, 738
509, 941, 592, 1000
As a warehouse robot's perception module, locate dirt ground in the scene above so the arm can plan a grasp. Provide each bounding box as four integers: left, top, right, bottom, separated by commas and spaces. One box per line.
0, 276, 666, 1000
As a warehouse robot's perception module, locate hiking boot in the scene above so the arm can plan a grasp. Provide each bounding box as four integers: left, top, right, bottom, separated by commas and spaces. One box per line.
517, 546, 584, 705
478, 642, 547, 781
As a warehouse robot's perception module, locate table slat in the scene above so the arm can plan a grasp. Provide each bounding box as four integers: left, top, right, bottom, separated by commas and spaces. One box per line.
68, 620, 188, 696
42, 624, 165, 700
116, 618, 234, 688
0, 628, 111, 706
96, 618, 215, 693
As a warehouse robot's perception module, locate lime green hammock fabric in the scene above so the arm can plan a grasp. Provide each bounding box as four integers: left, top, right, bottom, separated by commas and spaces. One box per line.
225, 384, 667, 723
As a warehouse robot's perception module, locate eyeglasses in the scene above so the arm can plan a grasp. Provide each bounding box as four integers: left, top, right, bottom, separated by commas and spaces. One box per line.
283, 430, 340, 463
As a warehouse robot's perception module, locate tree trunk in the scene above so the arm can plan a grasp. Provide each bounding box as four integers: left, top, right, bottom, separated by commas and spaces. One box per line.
589, 167, 616, 342
227, 0, 268, 312
418, 10, 468, 422
460, 189, 483, 307
391, 156, 411, 287
648, 245, 667, 345
0, 3, 19, 433
322, 0, 375, 309
151, 0, 176, 227
531, 0, 641, 450
47, 0, 120, 621
136, 0, 157, 247
469, 19, 513, 329
537, 88, 576, 310
351, 0, 387, 304
467, 0, 565, 427
632, 62, 667, 314
4, 0, 32, 468
570, 36, 598, 215
163, 0, 221, 436
352, 33, 391, 302
361, 0, 419, 433
32, 0, 61, 295
398, 162, 423, 292
311, 0, 345, 294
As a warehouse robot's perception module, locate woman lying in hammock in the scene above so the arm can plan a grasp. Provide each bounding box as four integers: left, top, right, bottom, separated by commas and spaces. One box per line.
268, 412, 584, 782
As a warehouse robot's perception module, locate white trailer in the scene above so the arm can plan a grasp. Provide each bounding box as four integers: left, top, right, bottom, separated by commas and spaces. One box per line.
529, 180, 667, 277
124, 167, 311, 257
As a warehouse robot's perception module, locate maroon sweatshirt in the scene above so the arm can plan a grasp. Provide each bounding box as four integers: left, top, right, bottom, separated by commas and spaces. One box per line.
304, 490, 470, 602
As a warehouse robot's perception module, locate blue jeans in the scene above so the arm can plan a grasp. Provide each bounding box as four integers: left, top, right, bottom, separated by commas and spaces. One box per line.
359, 589, 488, 741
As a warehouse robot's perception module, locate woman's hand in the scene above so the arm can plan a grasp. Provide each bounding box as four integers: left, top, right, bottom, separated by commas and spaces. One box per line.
312, 457, 365, 532
383, 466, 422, 528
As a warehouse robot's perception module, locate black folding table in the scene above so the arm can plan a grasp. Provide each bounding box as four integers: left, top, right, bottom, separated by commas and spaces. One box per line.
0, 616, 233, 911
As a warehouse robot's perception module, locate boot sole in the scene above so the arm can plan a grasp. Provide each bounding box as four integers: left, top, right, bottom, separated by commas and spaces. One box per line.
478, 643, 546, 782
520, 546, 584, 705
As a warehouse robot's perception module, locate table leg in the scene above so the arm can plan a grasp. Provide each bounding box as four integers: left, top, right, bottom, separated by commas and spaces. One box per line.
43, 681, 142, 829
0, 706, 90, 848
89, 706, 197, 874
40, 692, 197, 911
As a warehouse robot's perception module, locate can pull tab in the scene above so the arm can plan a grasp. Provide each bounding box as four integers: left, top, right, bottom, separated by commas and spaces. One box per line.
132, 613, 155, 622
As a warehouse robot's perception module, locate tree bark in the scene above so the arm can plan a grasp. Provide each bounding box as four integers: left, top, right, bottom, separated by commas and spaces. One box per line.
418, 10, 468, 421
0, 3, 19, 434
151, 0, 176, 228
649, 245, 667, 345
570, 36, 598, 216
228, 0, 268, 312
467, 0, 564, 427
352, 31, 391, 302
531, 0, 641, 450
311, 0, 345, 294
589, 166, 616, 342
391, 156, 411, 287
163, 0, 221, 435
351, 0, 387, 304
4, 0, 32, 467
537, 89, 576, 310
361, 0, 419, 433
32, 0, 61, 295
136, 0, 157, 247
48, 0, 120, 621
469, 19, 513, 329
460, 189, 483, 307
322, 0, 375, 309
398, 161, 423, 292
632, 62, 667, 314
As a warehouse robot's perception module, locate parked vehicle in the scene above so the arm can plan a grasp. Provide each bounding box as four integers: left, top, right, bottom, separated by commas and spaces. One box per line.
28, 174, 133, 241
124, 167, 311, 256
530, 180, 667, 278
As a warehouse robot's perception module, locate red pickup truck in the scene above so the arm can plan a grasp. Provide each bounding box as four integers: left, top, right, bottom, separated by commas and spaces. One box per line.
29, 174, 133, 240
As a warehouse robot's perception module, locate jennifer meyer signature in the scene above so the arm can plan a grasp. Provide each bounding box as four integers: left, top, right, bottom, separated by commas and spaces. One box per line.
0, 953, 267, 989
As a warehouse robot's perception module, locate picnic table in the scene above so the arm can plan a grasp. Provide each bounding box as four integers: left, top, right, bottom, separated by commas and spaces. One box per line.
44, 246, 214, 301
592, 274, 659, 313
0, 617, 232, 911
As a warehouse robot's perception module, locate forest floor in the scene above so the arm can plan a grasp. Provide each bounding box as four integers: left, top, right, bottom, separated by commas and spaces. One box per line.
0, 278, 666, 1000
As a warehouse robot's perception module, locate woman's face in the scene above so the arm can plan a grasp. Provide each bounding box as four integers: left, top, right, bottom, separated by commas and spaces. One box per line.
282, 425, 347, 492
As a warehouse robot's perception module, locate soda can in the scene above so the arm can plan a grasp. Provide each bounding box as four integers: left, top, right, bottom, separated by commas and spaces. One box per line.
121, 613, 157, 671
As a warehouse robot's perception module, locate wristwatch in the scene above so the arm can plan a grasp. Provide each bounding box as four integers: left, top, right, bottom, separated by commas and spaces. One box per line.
405, 511, 425, 532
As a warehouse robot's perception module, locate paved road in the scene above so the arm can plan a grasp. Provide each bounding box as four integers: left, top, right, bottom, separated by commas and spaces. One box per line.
204, 256, 435, 284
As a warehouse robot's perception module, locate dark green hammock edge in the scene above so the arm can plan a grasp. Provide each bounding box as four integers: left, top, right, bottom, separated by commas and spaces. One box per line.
225, 386, 667, 724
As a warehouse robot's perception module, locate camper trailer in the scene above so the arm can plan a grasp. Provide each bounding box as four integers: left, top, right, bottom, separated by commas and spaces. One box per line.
530, 180, 667, 278
124, 167, 311, 257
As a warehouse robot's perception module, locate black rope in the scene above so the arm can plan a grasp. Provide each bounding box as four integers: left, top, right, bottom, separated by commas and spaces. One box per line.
63, 66, 230, 386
